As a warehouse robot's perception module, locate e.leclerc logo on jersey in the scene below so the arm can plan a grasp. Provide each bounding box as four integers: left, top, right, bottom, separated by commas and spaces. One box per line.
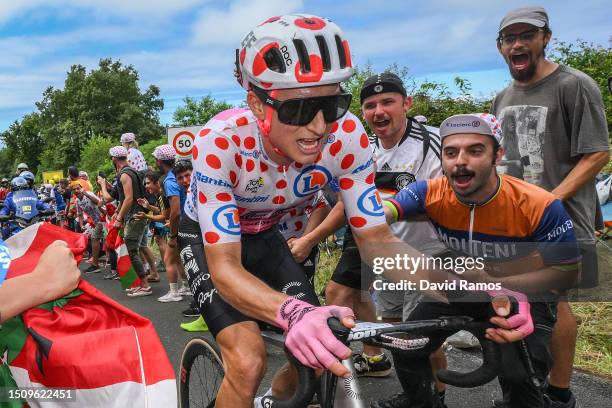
212, 204, 241, 235
293, 165, 333, 198
357, 186, 384, 216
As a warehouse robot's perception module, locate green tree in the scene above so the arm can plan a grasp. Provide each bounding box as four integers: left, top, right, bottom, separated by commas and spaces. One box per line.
3, 58, 165, 172
0, 149, 13, 179
173, 95, 234, 126
79, 136, 116, 181
550, 38, 612, 133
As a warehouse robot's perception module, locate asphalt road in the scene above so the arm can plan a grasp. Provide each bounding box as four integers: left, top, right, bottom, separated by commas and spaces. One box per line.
82, 263, 611, 408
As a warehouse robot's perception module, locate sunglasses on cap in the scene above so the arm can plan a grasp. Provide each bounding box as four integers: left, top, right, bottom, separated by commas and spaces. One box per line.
251, 86, 352, 126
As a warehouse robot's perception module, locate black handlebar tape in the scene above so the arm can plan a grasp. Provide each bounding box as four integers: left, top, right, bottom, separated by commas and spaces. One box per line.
0, 215, 11, 222
262, 348, 317, 408
327, 317, 351, 344
436, 336, 501, 387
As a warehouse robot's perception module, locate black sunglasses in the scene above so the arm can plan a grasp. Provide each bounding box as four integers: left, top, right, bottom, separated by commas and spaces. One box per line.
251, 86, 352, 126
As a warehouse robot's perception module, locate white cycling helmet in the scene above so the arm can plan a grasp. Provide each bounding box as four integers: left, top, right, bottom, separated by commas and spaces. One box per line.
236, 14, 354, 90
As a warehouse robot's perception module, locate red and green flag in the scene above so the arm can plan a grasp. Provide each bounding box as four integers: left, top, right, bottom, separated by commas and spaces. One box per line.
0, 223, 177, 407
105, 225, 141, 290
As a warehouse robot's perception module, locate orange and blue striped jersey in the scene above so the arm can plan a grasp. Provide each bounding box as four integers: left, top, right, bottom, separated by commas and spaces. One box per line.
387, 175, 579, 266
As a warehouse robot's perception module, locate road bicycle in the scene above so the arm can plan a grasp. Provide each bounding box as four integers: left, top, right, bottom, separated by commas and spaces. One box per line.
179, 315, 503, 408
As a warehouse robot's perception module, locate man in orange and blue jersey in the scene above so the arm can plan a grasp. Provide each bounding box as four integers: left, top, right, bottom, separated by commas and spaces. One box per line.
374, 113, 580, 408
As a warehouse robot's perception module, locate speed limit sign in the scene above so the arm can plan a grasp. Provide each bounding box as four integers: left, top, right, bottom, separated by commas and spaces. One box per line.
172, 131, 195, 156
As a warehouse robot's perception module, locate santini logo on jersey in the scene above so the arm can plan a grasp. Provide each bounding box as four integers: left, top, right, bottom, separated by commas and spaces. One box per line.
195, 171, 232, 188
357, 186, 384, 217
293, 165, 333, 197
212, 204, 241, 235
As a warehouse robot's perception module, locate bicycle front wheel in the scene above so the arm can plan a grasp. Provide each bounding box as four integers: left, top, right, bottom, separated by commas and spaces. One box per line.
179, 337, 224, 408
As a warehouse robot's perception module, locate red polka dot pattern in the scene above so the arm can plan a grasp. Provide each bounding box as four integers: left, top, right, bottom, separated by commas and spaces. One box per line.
199, 128, 211, 137
252, 42, 279, 77
205, 231, 220, 244
235, 154, 242, 167
339, 178, 354, 190
191, 145, 198, 160
215, 137, 229, 150
216, 193, 232, 202
246, 159, 255, 172
198, 192, 207, 204
342, 119, 356, 133
350, 216, 367, 228
244, 136, 256, 149
236, 116, 249, 127
360, 133, 369, 148
276, 180, 287, 189
231, 135, 241, 147
272, 195, 286, 204
329, 140, 342, 156
366, 172, 375, 184
330, 122, 339, 133
229, 171, 237, 185
206, 154, 221, 169
341, 154, 355, 170
294, 221, 303, 231
260, 162, 268, 172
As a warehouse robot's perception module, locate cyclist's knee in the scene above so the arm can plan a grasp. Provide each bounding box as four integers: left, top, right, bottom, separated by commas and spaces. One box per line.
224, 350, 266, 394
325, 281, 356, 307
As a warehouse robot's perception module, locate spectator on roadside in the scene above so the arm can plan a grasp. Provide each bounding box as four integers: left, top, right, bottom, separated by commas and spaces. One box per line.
68, 166, 92, 191
120, 132, 148, 172
491, 7, 610, 408
151, 145, 190, 302
73, 183, 104, 274
103, 146, 151, 297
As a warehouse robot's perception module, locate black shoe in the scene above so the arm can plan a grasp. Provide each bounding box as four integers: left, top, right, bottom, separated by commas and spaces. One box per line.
84, 265, 101, 274
353, 353, 392, 377
545, 391, 579, 408
182, 307, 200, 317
371, 392, 412, 408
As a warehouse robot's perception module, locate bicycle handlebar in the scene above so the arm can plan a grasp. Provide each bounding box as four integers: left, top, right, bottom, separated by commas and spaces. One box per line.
263, 316, 502, 406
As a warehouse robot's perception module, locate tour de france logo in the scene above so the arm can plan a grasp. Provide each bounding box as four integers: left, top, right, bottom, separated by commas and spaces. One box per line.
293, 165, 333, 197
212, 204, 241, 235
357, 185, 384, 216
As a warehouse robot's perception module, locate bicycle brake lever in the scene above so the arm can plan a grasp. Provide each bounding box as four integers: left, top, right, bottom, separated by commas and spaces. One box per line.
327, 317, 350, 344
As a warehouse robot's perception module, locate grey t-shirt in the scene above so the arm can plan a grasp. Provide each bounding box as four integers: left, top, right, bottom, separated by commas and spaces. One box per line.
491, 65, 609, 242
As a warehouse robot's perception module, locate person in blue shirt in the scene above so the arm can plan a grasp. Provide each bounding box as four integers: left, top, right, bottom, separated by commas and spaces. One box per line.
152, 145, 191, 303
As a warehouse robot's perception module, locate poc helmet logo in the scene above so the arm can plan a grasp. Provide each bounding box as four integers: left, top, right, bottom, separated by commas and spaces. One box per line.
293, 165, 332, 197
357, 186, 384, 216
212, 204, 241, 235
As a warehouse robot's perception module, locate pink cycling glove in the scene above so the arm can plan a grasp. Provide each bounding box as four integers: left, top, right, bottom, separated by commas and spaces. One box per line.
487, 288, 534, 337
275, 297, 354, 370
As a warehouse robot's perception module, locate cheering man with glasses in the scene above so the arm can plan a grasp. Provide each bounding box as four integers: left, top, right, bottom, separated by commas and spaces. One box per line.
178, 14, 538, 408
491, 6, 609, 408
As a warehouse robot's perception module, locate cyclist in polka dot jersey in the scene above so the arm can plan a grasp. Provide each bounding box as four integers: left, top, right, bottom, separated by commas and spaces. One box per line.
177, 14, 525, 407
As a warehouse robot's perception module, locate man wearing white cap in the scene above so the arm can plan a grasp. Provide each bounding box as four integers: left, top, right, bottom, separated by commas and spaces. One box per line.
120, 132, 148, 172
373, 113, 580, 408
104, 146, 151, 297
147, 144, 190, 303
492, 6, 609, 407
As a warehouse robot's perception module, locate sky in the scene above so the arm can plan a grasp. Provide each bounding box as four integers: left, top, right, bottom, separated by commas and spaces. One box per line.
0, 0, 609, 133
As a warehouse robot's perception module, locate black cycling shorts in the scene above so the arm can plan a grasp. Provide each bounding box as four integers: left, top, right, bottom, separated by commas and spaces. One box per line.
177, 217, 320, 337
331, 228, 374, 290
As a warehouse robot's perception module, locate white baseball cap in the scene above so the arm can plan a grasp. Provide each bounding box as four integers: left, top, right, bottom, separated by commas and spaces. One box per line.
439, 113, 503, 144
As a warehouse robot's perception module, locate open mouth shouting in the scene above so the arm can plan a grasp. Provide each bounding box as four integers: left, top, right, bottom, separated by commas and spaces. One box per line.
510, 51, 531, 73
296, 136, 325, 156
451, 170, 476, 190
372, 116, 391, 133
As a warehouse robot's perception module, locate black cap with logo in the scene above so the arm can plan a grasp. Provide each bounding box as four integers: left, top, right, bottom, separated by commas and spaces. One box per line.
359, 72, 407, 104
